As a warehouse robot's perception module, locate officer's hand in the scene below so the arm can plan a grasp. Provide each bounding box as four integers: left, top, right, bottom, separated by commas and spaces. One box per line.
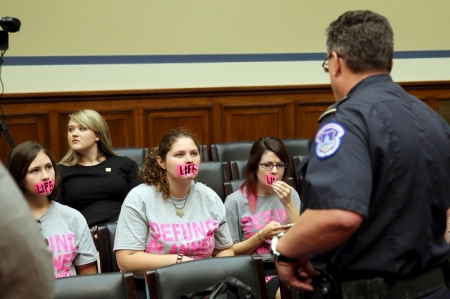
276, 257, 318, 292
259, 221, 286, 241
272, 181, 292, 206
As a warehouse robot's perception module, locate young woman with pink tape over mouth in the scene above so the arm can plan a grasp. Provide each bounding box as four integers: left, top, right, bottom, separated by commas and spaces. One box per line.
7, 141, 98, 278
114, 128, 234, 276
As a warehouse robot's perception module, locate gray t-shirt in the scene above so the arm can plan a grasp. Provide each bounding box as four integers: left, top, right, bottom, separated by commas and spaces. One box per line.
114, 181, 233, 260
224, 187, 301, 255
40, 201, 98, 278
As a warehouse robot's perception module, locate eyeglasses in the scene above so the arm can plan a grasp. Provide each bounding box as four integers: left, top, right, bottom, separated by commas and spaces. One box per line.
322, 53, 342, 73
259, 162, 288, 170
322, 54, 332, 73
36, 219, 49, 247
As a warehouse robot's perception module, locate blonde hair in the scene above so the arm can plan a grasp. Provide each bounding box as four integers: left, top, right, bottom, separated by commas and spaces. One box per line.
59, 109, 116, 166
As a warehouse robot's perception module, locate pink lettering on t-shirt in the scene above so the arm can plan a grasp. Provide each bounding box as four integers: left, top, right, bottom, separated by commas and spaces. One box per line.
169, 243, 178, 254
146, 239, 163, 254
241, 216, 253, 234
192, 222, 206, 239
55, 235, 69, 253
66, 233, 77, 252
274, 208, 287, 223
182, 223, 194, 241
51, 234, 77, 279
172, 224, 182, 242
241, 210, 285, 240
149, 220, 218, 259
205, 220, 218, 231
161, 223, 173, 242
149, 222, 162, 239
252, 214, 264, 230
261, 210, 272, 224
60, 253, 74, 272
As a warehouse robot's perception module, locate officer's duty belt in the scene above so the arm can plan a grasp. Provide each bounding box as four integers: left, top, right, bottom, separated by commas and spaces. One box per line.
340, 265, 445, 299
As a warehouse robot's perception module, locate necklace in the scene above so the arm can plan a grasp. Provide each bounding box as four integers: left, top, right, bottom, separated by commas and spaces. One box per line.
169, 188, 190, 218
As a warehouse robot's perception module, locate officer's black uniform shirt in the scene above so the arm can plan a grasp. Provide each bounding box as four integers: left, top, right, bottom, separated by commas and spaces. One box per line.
302, 74, 450, 281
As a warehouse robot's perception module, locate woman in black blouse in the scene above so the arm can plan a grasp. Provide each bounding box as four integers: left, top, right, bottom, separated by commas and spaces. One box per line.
58, 109, 141, 228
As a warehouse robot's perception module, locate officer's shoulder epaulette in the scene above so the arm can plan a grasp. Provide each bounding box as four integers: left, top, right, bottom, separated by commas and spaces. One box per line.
318, 104, 337, 122
318, 96, 350, 122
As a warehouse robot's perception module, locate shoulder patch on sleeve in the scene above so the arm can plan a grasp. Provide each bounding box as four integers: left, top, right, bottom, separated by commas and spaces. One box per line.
315, 122, 346, 159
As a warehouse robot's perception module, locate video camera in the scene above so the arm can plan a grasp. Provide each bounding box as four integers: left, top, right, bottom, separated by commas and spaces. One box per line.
0, 17, 21, 50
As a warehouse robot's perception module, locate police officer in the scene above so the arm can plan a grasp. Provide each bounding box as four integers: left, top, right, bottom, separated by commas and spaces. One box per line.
272, 10, 450, 299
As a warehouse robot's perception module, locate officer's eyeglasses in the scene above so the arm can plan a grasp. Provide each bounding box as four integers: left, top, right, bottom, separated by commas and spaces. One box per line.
322, 54, 332, 73
259, 162, 288, 170
322, 53, 342, 73
36, 219, 49, 247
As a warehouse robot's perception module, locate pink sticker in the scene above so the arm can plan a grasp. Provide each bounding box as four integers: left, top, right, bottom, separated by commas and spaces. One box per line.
34, 179, 55, 195
265, 174, 277, 186
176, 164, 199, 177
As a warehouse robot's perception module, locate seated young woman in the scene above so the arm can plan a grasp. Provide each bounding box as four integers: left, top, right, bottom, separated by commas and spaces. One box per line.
114, 128, 234, 275
224, 137, 301, 299
58, 109, 141, 229
7, 141, 98, 278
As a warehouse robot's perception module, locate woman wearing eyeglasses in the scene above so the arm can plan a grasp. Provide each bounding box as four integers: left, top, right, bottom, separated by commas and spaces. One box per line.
224, 137, 301, 299
7, 141, 98, 278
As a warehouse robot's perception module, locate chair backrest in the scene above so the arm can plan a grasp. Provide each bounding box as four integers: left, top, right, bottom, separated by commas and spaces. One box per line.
54, 272, 136, 299
224, 179, 245, 198
292, 155, 308, 198
211, 141, 254, 162
145, 255, 268, 299
230, 159, 248, 180
200, 144, 209, 161
98, 222, 120, 273
281, 138, 311, 178
196, 161, 230, 202
114, 147, 149, 169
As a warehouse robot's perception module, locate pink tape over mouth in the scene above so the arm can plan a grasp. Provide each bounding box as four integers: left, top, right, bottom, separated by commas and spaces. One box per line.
265, 174, 277, 186
177, 164, 199, 177
34, 179, 55, 195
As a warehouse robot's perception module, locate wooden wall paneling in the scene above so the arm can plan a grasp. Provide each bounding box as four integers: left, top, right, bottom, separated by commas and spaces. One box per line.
58, 113, 74, 160
133, 107, 145, 147
145, 109, 212, 148
47, 110, 61, 162
296, 102, 333, 140
1, 81, 449, 162
211, 103, 223, 144
222, 106, 286, 141
101, 111, 134, 147
285, 101, 297, 138
0, 114, 48, 163
438, 98, 450, 125
423, 97, 437, 111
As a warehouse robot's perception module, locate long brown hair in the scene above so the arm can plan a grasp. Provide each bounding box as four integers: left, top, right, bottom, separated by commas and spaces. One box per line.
7, 141, 61, 201
241, 137, 289, 212
139, 128, 201, 199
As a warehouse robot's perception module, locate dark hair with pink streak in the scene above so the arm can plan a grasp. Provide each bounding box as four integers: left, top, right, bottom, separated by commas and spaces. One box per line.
241, 137, 289, 212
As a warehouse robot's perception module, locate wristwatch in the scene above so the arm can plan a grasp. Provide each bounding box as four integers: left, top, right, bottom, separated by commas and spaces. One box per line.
271, 232, 298, 263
